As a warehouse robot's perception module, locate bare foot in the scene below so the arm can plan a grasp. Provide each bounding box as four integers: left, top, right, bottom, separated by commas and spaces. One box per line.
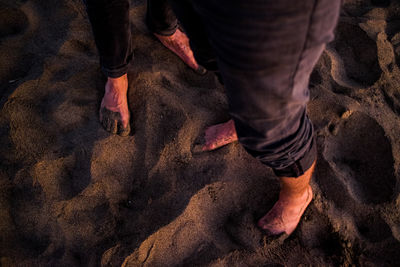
154, 29, 206, 74
257, 185, 312, 236
99, 74, 130, 136
194, 119, 238, 152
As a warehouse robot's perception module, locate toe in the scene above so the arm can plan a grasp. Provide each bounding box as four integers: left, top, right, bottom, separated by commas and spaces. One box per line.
118, 122, 130, 137
102, 117, 110, 132
195, 65, 207, 75
257, 214, 273, 230
110, 120, 118, 134
104, 117, 113, 133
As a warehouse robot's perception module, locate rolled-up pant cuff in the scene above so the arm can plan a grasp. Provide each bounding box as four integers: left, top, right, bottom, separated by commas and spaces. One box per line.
146, 0, 178, 36
273, 136, 317, 177
101, 64, 129, 78
147, 20, 178, 36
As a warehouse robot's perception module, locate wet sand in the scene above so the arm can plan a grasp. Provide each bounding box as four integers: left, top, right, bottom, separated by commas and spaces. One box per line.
0, 0, 400, 266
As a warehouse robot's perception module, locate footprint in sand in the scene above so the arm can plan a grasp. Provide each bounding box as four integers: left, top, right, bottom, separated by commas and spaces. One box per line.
355, 211, 392, 243
0, 4, 28, 39
380, 9, 400, 115
299, 206, 345, 265
322, 111, 396, 205
0, 3, 33, 85
326, 21, 381, 89
121, 181, 248, 266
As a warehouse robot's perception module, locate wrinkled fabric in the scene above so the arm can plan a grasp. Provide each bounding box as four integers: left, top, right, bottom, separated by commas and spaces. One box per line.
84, 0, 178, 77
168, 0, 341, 176
84, 0, 341, 177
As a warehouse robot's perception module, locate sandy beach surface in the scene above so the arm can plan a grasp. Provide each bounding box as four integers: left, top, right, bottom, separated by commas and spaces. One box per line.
1, 0, 400, 266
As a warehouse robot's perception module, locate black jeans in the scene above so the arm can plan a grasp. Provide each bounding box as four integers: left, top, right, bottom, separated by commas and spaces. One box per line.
168, 0, 340, 177
146, 0, 178, 36
84, 0, 341, 177
84, 0, 177, 78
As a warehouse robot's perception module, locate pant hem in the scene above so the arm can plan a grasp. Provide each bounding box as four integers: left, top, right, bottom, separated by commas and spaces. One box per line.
273, 136, 317, 178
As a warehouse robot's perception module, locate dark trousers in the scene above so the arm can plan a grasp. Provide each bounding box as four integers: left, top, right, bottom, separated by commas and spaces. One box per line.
146, 0, 177, 36
84, 0, 177, 78
84, 0, 341, 177
168, 0, 341, 176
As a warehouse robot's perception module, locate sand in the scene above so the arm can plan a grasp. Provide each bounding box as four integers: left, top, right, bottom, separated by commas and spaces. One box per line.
1, 0, 400, 266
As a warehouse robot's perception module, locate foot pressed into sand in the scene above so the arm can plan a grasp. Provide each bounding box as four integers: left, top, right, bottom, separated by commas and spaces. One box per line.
257, 162, 315, 236
202, 119, 238, 151
154, 28, 206, 74
99, 74, 131, 136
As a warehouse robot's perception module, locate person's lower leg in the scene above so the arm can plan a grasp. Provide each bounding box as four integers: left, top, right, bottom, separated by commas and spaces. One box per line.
85, 0, 132, 136
99, 74, 130, 136
257, 161, 315, 235
154, 29, 204, 73
146, 0, 203, 73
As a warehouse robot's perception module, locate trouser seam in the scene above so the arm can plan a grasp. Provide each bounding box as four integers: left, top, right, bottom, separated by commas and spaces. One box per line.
288, 0, 318, 93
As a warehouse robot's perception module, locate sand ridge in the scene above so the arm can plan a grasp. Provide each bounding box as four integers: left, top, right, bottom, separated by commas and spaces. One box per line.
0, 0, 400, 266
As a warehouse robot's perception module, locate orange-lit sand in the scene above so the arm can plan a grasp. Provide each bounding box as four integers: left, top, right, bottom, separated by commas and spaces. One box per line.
1, 0, 399, 266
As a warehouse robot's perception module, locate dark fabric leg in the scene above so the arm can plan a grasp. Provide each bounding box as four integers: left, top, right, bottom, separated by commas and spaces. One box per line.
84, 0, 132, 78
167, 0, 218, 71
171, 0, 341, 177
146, 0, 178, 36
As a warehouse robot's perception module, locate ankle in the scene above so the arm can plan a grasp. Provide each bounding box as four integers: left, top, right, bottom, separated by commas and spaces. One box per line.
106, 74, 128, 93
279, 186, 311, 202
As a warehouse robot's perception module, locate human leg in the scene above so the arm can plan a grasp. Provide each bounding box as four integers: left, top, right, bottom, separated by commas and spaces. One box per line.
258, 162, 315, 235
154, 29, 204, 73
175, 0, 340, 234
165, 0, 239, 150
166, 0, 218, 72
99, 74, 130, 136
85, 0, 132, 78
146, 0, 178, 36
84, 0, 132, 135
146, 0, 204, 72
